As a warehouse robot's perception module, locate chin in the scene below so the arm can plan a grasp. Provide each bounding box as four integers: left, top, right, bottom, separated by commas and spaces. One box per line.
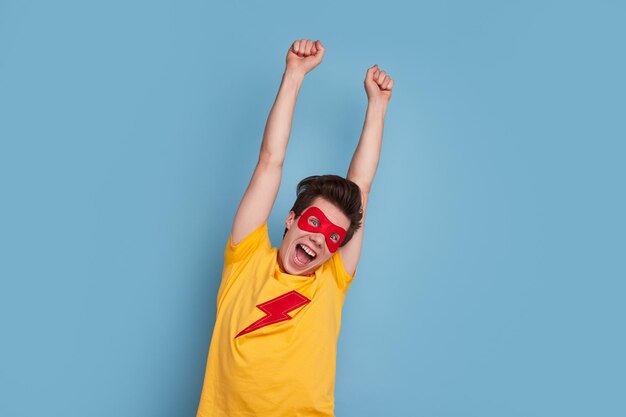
286, 260, 317, 276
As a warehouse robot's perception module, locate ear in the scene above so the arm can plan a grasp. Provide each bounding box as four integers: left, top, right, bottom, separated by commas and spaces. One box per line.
285, 211, 296, 229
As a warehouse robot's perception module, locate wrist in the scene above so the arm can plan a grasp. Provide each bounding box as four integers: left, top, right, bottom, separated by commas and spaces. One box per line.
367, 100, 388, 117
368, 98, 389, 110
283, 68, 306, 83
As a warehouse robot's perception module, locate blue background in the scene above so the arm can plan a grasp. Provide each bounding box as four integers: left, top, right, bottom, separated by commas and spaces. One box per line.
1, 0, 624, 416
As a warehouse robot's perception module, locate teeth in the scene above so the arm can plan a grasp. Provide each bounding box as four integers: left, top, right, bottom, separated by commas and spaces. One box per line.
299, 244, 316, 258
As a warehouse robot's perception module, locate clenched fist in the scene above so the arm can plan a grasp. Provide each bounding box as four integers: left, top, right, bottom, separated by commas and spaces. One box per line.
286, 39, 325, 77
365, 64, 394, 104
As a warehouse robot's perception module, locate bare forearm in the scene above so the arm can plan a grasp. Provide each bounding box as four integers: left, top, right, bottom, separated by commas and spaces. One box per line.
347, 100, 387, 193
259, 69, 305, 165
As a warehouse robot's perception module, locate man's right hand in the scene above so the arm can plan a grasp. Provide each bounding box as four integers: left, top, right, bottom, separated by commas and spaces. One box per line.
286, 39, 325, 77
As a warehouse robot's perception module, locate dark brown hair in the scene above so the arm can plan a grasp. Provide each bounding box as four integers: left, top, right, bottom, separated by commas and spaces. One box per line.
283, 175, 363, 246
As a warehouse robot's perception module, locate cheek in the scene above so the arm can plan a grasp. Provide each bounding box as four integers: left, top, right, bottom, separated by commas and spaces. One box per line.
320, 247, 334, 262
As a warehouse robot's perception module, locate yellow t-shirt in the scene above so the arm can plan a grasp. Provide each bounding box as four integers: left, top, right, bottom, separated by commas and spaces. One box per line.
196, 222, 355, 417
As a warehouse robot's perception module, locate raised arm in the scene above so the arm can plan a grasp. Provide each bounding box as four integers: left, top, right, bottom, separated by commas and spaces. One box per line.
231, 39, 326, 245
340, 64, 394, 275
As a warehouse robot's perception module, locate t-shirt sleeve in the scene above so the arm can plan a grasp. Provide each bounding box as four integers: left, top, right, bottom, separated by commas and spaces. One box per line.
224, 222, 271, 266
217, 223, 271, 311
330, 250, 357, 291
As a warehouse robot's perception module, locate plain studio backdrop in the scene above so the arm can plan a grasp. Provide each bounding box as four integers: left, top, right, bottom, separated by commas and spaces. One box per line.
1, 0, 624, 416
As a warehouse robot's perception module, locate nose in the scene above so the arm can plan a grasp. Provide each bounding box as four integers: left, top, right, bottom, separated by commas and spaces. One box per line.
309, 233, 325, 249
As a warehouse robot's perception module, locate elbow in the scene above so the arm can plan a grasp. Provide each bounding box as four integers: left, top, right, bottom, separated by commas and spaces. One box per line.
258, 150, 284, 169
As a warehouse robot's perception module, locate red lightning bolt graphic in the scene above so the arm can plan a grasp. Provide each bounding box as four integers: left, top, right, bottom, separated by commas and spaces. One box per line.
235, 290, 310, 338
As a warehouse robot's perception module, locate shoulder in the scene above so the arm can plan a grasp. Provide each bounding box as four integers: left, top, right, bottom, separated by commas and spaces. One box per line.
321, 250, 356, 291
224, 222, 272, 265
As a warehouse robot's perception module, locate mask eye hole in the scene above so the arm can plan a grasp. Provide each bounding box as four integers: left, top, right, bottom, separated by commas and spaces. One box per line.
308, 216, 320, 227
330, 232, 339, 242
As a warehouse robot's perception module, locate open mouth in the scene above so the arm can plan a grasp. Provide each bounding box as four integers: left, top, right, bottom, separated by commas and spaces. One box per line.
294, 243, 317, 266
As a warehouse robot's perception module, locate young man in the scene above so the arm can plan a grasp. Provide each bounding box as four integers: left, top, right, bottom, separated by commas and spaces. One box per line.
196, 39, 394, 417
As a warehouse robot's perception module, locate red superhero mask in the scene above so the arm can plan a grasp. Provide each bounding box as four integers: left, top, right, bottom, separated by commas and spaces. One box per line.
297, 206, 347, 253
